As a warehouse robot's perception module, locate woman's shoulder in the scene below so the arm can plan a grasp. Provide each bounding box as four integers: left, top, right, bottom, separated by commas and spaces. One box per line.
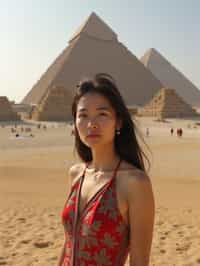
68, 162, 86, 186
119, 160, 149, 178
118, 161, 152, 199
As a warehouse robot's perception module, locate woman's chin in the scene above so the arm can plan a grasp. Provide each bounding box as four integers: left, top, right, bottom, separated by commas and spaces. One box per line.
85, 136, 103, 146
86, 140, 101, 147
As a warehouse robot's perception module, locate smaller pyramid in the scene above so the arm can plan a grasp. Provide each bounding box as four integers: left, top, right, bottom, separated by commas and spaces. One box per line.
138, 88, 197, 118
30, 86, 74, 121
140, 48, 200, 107
0, 96, 20, 121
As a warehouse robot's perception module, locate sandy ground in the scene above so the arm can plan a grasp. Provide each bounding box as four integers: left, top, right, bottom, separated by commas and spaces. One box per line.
0, 117, 200, 266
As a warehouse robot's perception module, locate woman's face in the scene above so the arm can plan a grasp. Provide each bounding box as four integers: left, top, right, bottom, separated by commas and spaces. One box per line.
75, 92, 120, 148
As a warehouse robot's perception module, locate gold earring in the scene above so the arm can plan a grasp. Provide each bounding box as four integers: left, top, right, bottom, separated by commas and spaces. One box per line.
116, 129, 120, 135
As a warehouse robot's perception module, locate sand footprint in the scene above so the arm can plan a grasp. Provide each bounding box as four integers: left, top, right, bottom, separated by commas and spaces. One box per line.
33, 241, 52, 248
17, 217, 26, 223
160, 249, 166, 254
20, 239, 31, 244
0, 259, 7, 265
160, 236, 166, 240
173, 224, 180, 228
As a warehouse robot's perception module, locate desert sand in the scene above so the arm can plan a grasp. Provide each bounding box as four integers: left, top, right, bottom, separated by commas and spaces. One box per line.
0, 117, 200, 266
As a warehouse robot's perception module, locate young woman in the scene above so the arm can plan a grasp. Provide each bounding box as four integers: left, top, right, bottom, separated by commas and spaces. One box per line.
59, 73, 155, 266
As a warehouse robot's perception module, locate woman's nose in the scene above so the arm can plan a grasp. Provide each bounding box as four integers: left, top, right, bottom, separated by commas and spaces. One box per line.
87, 119, 98, 129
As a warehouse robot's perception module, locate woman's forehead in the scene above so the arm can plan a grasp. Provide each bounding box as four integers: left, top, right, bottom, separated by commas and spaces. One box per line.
77, 93, 113, 110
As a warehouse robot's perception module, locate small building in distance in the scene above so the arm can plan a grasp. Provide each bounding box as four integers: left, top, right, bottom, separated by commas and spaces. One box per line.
0, 96, 20, 121
12, 103, 33, 120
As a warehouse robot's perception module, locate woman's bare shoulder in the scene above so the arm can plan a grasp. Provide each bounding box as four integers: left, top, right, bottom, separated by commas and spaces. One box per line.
120, 160, 149, 177
119, 161, 152, 196
68, 162, 86, 185
69, 162, 85, 176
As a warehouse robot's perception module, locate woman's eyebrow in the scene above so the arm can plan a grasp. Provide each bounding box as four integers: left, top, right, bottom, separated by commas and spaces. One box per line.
78, 106, 111, 112
96, 106, 111, 111
77, 108, 87, 112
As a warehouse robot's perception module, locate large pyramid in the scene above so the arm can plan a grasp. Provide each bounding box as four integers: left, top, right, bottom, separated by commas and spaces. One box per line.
22, 12, 162, 108
30, 86, 74, 121
0, 96, 20, 121
138, 88, 197, 118
141, 48, 200, 107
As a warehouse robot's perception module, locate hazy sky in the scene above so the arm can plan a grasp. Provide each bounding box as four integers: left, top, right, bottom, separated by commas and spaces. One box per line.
0, 0, 199, 103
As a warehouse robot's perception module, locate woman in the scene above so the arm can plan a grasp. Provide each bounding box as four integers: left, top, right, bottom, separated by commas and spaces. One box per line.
59, 73, 155, 266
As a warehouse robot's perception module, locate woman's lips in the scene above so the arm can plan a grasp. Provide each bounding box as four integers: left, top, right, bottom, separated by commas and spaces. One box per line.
87, 134, 101, 138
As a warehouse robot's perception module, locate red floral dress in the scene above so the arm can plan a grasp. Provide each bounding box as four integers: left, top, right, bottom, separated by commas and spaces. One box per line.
61, 160, 130, 266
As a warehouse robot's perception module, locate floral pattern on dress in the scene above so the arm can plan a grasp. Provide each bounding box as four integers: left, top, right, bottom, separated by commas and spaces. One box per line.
61, 171, 130, 266
93, 248, 112, 266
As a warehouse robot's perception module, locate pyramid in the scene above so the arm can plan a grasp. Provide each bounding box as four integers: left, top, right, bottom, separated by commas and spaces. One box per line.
138, 88, 197, 118
30, 86, 74, 121
22, 12, 162, 109
0, 96, 20, 121
141, 48, 200, 107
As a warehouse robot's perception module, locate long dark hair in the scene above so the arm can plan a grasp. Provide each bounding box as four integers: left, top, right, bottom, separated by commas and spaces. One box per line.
72, 73, 151, 173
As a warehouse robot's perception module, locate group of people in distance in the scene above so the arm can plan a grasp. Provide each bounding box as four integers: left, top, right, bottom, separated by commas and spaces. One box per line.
145, 127, 184, 138
170, 127, 183, 137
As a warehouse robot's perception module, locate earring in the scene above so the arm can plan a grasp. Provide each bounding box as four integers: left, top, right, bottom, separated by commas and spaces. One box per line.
116, 129, 120, 135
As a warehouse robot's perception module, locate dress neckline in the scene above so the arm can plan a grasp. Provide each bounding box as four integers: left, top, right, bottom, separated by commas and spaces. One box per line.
76, 159, 122, 223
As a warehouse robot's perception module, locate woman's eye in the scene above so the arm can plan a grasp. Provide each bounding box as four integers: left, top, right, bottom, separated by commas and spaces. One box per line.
78, 113, 87, 118
99, 113, 107, 116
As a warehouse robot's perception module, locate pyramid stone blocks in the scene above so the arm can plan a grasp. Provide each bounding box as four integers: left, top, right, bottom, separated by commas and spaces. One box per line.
138, 88, 197, 118
30, 86, 74, 121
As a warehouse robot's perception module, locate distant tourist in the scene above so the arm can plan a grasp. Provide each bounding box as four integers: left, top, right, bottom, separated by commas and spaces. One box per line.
177, 128, 183, 137
179, 128, 183, 137
146, 127, 150, 137
11, 127, 16, 133
170, 128, 174, 136
176, 128, 179, 137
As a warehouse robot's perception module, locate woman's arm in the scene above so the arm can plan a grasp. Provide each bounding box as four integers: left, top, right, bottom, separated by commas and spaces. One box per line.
57, 240, 66, 266
127, 171, 155, 266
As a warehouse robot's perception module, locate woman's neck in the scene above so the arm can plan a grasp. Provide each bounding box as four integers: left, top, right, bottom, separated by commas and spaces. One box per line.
87, 145, 120, 172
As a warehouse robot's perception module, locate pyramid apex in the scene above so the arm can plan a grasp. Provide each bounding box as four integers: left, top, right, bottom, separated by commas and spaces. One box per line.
141, 48, 167, 67
149, 48, 164, 57
69, 12, 117, 42
145, 48, 161, 57
90, 11, 98, 17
